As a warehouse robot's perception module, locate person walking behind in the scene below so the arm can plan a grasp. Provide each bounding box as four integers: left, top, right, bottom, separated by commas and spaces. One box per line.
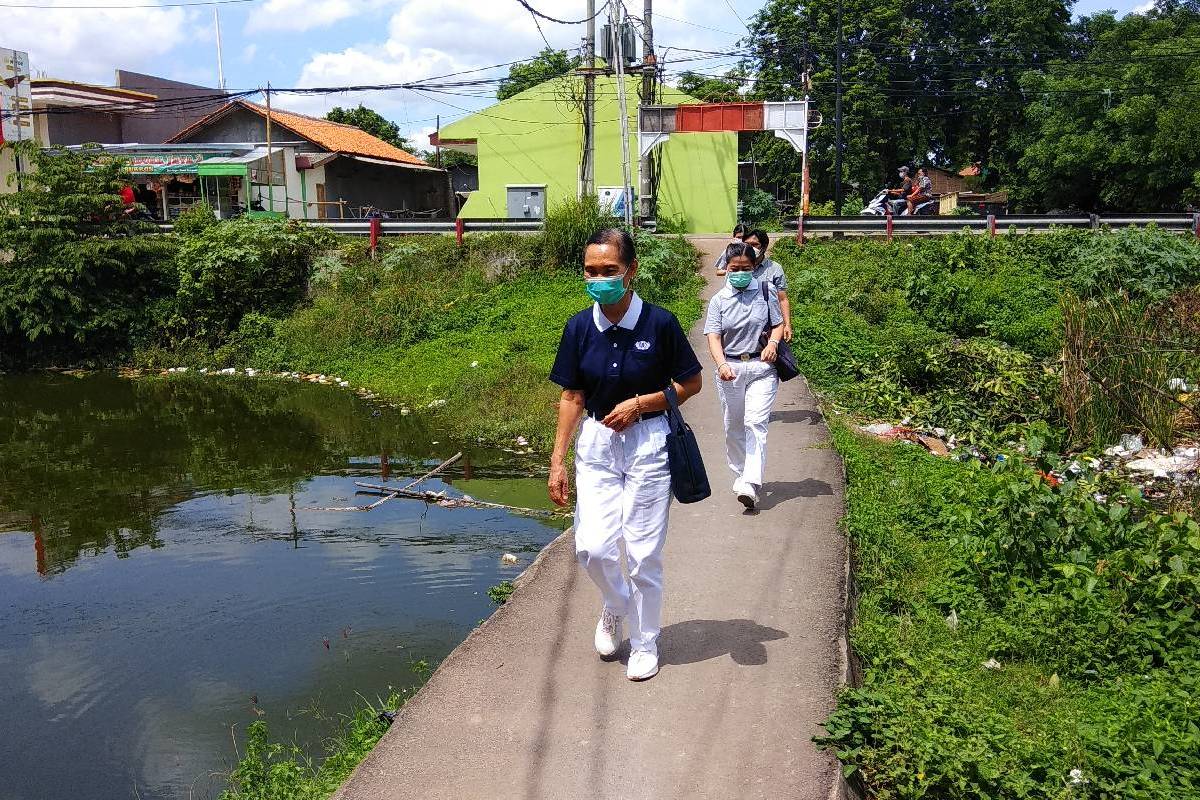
743, 230, 793, 342
704, 242, 784, 510
713, 223, 748, 276
548, 228, 704, 682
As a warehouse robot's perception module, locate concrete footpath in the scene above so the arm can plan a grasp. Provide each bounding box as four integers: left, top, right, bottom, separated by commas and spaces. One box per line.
333, 237, 849, 800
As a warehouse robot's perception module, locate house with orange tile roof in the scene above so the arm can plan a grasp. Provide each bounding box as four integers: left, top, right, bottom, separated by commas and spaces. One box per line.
167, 99, 449, 220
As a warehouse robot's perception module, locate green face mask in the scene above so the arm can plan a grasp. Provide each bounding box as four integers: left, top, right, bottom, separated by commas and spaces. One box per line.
728, 271, 753, 290
586, 273, 628, 305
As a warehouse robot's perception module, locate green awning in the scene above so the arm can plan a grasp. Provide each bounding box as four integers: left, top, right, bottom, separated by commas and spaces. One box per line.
197, 163, 249, 177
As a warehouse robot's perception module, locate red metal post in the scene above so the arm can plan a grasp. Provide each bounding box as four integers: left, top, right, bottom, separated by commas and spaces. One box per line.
796, 214, 805, 246
455, 217, 465, 247
369, 217, 381, 258
988, 213, 997, 238
886, 208, 894, 243
1194, 212, 1200, 240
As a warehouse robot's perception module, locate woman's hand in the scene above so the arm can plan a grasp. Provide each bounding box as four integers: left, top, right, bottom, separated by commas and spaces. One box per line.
548, 459, 570, 507
762, 341, 779, 364
717, 363, 736, 381
601, 398, 641, 432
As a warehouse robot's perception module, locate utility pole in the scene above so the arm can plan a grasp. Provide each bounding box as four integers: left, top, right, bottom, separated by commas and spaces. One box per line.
833, 0, 844, 215
264, 83, 274, 213
637, 0, 655, 223
580, 0, 596, 199
612, 4, 634, 228
214, 8, 227, 90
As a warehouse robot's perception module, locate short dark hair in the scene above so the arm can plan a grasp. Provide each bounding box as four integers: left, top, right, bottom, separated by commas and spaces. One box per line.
724, 242, 758, 264
585, 227, 636, 267
746, 229, 770, 250
733, 223, 748, 237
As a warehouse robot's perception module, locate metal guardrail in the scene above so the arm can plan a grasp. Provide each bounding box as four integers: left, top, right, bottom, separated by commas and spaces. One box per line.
786, 213, 1200, 235
154, 218, 544, 235
307, 218, 544, 235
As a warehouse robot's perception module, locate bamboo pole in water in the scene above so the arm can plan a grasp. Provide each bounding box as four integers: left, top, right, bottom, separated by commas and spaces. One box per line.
306, 452, 463, 512
352, 482, 569, 520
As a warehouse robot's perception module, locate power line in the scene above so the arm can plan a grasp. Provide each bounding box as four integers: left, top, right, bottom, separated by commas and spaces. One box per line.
511, 0, 609, 25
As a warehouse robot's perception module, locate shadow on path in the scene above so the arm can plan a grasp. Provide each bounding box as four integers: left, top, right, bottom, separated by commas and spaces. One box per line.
755, 479, 834, 511
661, 619, 789, 666
771, 409, 823, 425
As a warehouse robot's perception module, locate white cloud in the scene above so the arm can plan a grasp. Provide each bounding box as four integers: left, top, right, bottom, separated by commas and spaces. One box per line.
1131, 0, 1156, 13
246, 0, 366, 34
242, 44, 258, 63
274, 0, 756, 144
3, 1, 194, 84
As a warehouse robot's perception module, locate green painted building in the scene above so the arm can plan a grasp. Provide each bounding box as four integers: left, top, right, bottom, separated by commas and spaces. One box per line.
434, 76, 736, 234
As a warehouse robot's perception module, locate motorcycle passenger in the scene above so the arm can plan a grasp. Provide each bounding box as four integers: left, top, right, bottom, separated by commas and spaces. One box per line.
907, 167, 933, 215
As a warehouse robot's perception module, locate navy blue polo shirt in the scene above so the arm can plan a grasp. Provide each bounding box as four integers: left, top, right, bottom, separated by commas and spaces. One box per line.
550, 293, 702, 418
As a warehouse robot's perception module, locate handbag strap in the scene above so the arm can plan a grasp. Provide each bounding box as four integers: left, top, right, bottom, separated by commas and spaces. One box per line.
761, 281, 774, 338
662, 383, 685, 434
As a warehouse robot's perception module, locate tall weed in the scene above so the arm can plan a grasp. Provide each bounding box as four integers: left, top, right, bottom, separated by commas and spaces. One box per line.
1061, 292, 1197, 448
540, 195, 619, 270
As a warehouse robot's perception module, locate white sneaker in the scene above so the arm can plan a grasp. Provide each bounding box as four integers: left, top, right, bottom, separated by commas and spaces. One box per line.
627, 648, 660, 681
594, 608, 622, 657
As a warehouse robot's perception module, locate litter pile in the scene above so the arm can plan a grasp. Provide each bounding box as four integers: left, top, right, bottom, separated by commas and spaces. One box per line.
857, 421, 1198, 499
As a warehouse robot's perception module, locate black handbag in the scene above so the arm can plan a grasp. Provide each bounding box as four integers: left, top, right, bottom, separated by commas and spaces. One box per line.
760, 283, 801, 382
662, 383, 711, 504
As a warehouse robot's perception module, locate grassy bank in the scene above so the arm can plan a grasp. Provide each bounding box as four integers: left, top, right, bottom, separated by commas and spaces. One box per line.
176, 230, 702, 448
773, 230, 1200, 797
221, 685, 422, 800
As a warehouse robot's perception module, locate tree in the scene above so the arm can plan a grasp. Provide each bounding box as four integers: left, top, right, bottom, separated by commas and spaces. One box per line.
497, 48, 580, 100
0, 142, 177, 366
746, 0, 1072, 206
324, 105, 411, 151
676, 70, 744, 103
1014, 7, 1200, 211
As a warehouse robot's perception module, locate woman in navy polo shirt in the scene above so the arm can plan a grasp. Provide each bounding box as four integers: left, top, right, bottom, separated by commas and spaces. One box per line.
548, 228, 703, 682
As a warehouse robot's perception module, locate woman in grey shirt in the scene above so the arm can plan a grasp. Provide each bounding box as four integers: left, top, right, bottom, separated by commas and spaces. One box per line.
703, 242, 784, 509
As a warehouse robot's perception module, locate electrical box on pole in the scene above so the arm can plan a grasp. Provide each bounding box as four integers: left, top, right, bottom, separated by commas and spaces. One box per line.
600, 23, 637, 66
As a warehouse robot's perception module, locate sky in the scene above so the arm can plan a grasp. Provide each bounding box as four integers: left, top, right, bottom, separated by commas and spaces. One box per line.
3, 0, 1152, 149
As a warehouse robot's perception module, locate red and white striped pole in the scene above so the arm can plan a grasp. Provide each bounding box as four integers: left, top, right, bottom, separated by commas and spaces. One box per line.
455, 217, 465, 247
988, 213, 997, 238
796, 214, 805, 247
886, 207, 894, 243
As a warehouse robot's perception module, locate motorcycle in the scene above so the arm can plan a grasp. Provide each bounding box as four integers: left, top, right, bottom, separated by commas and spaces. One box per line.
860, 189, 938, 216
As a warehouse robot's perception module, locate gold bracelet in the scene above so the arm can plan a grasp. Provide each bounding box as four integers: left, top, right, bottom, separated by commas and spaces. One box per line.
634, 393, 642, 418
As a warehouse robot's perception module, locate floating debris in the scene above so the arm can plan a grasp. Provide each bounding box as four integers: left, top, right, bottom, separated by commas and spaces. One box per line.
501, 553, 519, 566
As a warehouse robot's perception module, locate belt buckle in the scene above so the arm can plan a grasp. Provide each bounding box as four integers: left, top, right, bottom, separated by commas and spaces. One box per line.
739, 353, 751, 361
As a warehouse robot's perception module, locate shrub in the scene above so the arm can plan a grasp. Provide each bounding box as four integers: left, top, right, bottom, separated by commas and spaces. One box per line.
172, 218, 334, 342
541, 195, 619, 270
1071, 225, 1200, 300
173, 202, 218, 236
739, 186, 781, 227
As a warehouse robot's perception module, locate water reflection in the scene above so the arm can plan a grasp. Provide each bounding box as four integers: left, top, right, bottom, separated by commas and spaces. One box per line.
0, 373, 563, 799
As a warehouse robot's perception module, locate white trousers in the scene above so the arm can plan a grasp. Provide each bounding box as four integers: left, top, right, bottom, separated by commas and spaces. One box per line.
716, 359, 779, 491
573, 415, 672, 654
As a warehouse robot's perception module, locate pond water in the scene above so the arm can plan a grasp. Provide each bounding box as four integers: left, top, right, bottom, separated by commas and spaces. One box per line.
0, 373, 564, 800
